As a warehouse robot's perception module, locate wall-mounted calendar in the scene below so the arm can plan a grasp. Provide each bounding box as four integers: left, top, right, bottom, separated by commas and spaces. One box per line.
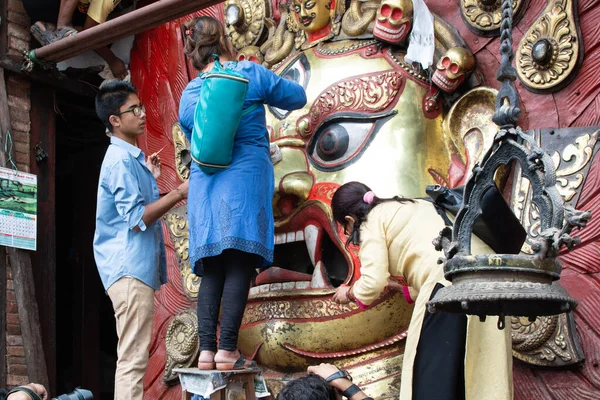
0, 167, 37, 250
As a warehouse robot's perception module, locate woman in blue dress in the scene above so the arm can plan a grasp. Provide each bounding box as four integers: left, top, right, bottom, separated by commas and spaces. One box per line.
178, 16, 307, 370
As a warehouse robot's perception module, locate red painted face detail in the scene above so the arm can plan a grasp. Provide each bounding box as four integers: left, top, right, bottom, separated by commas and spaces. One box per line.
391, 8, 403, 20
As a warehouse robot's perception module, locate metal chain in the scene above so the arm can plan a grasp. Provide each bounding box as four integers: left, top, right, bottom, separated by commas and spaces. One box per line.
492, 0, 521, 129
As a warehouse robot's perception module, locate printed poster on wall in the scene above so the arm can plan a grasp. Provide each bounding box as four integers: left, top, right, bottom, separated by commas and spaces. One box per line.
0, 167, 37, 250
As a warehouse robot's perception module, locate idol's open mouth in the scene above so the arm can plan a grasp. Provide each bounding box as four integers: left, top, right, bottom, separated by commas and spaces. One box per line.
249, 201, 351, 299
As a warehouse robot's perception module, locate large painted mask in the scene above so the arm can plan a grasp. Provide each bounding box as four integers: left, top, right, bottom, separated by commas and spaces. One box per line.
131, 0, 600, 397
235, 39, 477, 396
373, 0, 413, 44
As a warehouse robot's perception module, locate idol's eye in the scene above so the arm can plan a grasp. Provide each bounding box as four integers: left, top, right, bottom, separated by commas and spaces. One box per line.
269, 54, 311, 120
308, 112, 395, 171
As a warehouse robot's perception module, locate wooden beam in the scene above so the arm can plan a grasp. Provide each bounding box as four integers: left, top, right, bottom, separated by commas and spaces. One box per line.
0, 67, 49, 390
0, 56, 98, 98
30, 84, 57, 394
32, 0, 223, 62
0, 0, 7, 58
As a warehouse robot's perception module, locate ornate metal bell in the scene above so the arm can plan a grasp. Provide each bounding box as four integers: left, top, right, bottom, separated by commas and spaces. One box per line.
426, 123, 590, 328
427, 0, 591, 329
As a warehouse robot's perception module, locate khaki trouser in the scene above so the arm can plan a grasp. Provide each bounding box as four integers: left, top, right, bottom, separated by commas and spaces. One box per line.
107, 277, 155, 400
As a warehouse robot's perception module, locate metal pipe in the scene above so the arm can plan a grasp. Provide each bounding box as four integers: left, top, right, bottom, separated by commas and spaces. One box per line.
31, 0, 223, 63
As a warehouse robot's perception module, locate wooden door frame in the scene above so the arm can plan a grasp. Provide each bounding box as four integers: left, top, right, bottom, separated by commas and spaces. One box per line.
30, 83, 57, 394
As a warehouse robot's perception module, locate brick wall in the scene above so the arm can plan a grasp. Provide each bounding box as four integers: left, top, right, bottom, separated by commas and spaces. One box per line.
7, 74, 31, 173
6, 266, 28, 387
4, 0, 32, 388
3, 73, 32, 386
6, 0, 31, 57
5, 0, 31, 173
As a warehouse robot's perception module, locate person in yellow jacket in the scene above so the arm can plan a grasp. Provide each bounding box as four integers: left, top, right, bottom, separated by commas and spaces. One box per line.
331, 181, 513, 400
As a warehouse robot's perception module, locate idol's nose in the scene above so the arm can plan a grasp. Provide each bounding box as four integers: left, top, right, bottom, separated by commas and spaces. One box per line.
273, 172, 314, 218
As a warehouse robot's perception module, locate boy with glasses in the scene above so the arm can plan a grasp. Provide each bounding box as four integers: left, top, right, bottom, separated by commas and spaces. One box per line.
93, 81, 188, 400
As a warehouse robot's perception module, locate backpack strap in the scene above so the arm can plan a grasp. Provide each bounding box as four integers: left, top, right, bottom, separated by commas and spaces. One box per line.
241, 103, 259, 116
421, 198, 454, 227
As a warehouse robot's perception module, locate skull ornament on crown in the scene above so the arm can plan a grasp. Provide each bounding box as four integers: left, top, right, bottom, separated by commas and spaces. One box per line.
237, 45, 264, 63
373, 0, 413, 45
432, 46, 476, 93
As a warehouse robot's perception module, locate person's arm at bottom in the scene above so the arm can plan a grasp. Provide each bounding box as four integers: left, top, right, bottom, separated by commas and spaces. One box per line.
307, 364, 372, 400
133, 180, 189, 231
6, 383, 48, 400
83, 17, 128, 79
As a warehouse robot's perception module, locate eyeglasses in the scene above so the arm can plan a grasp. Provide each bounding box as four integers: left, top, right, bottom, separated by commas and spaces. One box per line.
115, 104, 145, 117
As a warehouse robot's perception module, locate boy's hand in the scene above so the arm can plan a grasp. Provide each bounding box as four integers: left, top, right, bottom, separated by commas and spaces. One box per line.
176, 180, 189, 200
146, 154, 161, 180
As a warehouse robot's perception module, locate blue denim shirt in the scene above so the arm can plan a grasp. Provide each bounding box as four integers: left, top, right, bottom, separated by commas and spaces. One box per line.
93, 136, 167, 291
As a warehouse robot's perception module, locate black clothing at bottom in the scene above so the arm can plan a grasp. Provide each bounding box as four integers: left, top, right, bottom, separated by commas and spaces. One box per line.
413, 283, 468, 400
197, 249, 260, 351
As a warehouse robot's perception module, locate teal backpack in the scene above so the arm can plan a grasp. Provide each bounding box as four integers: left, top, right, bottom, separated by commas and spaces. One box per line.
191, 55, 256, 174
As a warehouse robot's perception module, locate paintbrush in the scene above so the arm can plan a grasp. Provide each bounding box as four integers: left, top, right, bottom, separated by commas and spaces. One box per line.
150, 145, 167, 158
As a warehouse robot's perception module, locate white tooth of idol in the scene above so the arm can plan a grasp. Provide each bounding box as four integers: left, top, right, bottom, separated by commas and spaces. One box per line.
296, 230, 304, 241
296, 281, 310, 290
304, 225, 319, 265
275, 233, 286, 245
311, 261, 328, 289
259, 284, 270, 293
287, 232, 296, 242
249, 286, 259, 295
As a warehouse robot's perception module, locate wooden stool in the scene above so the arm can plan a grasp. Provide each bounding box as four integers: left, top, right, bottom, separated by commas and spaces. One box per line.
174, 368, 260, 400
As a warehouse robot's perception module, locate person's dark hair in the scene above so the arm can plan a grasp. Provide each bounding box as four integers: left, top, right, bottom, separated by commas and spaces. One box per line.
95, 80, 137, 132
332, 181, 414, 246
277, 374, 337, 400
183, 16, 236, 71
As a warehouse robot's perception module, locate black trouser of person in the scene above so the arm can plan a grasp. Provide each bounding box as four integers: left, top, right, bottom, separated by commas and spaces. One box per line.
197, 249, 260, 351
413, 283, 468, 400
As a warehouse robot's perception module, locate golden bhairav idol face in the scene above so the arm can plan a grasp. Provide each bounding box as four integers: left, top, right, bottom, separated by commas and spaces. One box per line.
237, 41, 466, 395
292, 0, 333, 33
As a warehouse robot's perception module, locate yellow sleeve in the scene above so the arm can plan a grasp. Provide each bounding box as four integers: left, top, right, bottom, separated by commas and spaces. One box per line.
352, 212, 391, 306
87, 0, 120, 24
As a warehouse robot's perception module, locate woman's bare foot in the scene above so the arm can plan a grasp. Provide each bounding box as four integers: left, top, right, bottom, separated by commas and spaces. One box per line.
198, 350, 215, 370
215, 349, 257, 370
